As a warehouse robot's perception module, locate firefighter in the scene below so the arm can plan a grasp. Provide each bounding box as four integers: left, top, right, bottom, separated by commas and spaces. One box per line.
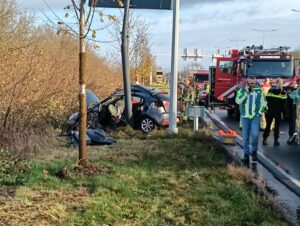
236, 77, 267, 166
287, 80, 300, 145
260, 78, 272, 130
177, 82, 185, 113
262, 78, 287, 146
182, 78, 195, 121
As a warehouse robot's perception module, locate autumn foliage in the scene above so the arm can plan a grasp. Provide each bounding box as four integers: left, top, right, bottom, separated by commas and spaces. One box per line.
0, 1, 122, 152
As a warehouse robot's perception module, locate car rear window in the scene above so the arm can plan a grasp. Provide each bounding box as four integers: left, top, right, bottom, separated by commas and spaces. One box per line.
86, 90, 100, 107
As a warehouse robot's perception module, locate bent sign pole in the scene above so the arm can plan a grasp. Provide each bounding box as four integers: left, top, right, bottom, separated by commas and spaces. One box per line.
90, 0, 173, 125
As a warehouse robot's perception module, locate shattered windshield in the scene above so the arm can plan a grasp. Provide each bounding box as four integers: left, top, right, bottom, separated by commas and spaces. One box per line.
245, 60, 293, 78
86, 90, 100, 107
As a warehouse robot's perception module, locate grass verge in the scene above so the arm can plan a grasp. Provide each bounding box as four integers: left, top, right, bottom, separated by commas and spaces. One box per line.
0, 127, 289, 226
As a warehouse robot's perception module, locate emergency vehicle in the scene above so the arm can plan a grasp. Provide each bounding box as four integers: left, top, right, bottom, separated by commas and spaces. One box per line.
193, 70, 209, 87
207, 45, 295, 120
193, 70, 209, 104
155, 69, 164, 83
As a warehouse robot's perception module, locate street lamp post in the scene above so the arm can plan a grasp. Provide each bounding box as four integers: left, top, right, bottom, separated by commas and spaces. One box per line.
251, 28, 276, 47
228, 39, 246, 49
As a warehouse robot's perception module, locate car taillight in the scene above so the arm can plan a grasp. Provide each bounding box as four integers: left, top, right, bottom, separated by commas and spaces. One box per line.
162, 119, 169, 125
163, 100, 169, 110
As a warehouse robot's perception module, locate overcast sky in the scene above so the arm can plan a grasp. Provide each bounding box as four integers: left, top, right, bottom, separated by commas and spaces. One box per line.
17, 0, 300, 72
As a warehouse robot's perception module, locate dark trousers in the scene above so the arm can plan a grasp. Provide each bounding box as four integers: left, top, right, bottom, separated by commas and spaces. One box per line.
263, 112, 281, 140
288, 106, 297, 137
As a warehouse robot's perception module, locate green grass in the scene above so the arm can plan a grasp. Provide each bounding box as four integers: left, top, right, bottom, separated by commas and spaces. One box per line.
0, 128, 289, 226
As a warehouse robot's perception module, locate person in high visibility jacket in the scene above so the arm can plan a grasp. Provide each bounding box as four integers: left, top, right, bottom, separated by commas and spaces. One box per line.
287, 80, 300, 144
236, 77, 267, 165
260, 78, 272, 130
182, 78, 195, 121
262, 79, 287, 146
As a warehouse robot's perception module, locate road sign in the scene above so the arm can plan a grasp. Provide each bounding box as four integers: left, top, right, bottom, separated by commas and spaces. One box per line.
89, 0, 173, 10
187, 106, 205, 118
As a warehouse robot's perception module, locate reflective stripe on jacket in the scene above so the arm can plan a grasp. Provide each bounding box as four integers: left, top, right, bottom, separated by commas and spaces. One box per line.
266, 87, 287, 113
236, 86, 267, 119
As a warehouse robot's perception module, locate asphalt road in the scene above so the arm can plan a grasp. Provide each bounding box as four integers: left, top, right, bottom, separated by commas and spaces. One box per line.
215, 109, 300, 181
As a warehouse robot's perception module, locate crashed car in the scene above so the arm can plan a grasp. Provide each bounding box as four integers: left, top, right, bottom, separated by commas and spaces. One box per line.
68, 84, 180, 134
67, 90, 116, 146
99, 84, 179, 133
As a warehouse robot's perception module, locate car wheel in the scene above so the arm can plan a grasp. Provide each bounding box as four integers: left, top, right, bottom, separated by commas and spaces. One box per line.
139, 116, 155, 133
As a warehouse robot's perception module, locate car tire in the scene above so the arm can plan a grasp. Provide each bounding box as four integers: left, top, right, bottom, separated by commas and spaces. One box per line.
139, 116, 155, 133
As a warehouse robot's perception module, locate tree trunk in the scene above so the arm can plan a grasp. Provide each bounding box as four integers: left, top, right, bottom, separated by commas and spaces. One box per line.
78, 0, 88, 166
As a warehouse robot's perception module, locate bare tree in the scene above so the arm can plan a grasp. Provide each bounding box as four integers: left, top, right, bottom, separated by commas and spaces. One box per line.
107, 13, 155, 84
42, 0, 118, 166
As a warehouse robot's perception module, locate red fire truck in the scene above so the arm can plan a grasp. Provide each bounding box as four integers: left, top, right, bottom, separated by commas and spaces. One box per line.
208, 45, 295, 120
193, 70, 209, 87
193, 70, 209, 104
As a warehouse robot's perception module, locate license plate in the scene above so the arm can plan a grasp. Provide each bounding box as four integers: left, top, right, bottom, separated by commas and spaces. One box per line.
224, 137, 234, 143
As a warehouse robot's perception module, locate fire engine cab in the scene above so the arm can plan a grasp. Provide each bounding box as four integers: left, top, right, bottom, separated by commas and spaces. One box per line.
193, 70, 209, 104
208, 45, 294, 120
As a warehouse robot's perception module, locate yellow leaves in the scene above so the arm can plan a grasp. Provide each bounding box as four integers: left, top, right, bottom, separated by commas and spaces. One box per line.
98, 11, 118, 23
118, 0, 124, 8
108, 15, 118, 22
98, 11, 104, 23
92, 30, 97, 38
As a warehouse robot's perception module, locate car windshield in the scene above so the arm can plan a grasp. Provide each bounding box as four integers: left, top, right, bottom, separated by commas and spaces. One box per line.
86, 90, 100, 107
245, 60, 293, 78
194, 74, 209, 82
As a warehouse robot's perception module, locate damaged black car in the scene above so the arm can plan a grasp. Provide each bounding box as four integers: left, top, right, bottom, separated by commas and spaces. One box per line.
67, 84, 179, 137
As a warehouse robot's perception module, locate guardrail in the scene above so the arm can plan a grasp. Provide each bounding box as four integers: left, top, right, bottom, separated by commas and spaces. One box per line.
202, 108, 300, 197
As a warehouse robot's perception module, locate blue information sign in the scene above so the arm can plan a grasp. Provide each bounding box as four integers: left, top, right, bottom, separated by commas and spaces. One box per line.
89, 0, 173, 10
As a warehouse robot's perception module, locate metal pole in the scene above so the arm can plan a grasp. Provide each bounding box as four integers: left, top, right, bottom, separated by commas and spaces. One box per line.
121, 0, 133, 125
78, 0, 87, 165
168, 0, 180, 134
194, 117, 199, 131
252, 29, 276, 47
